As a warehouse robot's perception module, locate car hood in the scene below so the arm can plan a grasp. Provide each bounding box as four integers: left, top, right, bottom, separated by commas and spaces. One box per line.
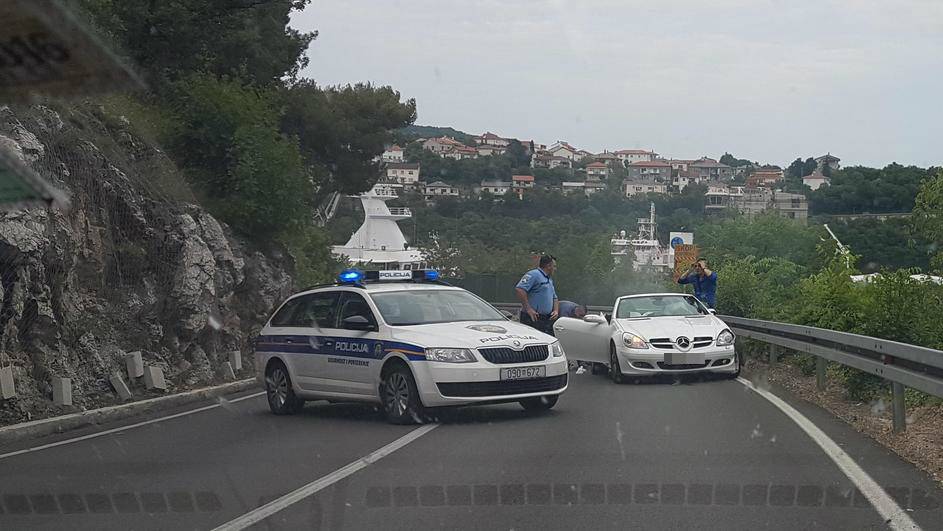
390, 320, 556, 349
617, 315, 726, 340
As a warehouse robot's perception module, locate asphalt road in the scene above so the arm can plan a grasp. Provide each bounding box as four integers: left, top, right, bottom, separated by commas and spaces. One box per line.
1, 371, 941, 530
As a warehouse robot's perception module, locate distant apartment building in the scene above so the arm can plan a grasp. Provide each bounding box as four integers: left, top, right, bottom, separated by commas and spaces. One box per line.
511, 174, 535, 189
476, 144, 506, 157
549, 156, 573, 169
585, 161, 610, 180
815, 153, 840, 171
423, 181, 460, 201
594, 151, 621, 166
690, 158, 733, 181
381, 145, 404, 163
479, 179, 511, 196
474, 132, 511, 147
547, 141, 580, 161
386, 162, 420, 186
746, 168, 784, 188
803, 168, 829, 191
668, 159, 696, 172
443, 145, 479, 160
622, 178, 668, 197
627, 160, 672, 180
705, 185, 808, 223
614, 149, 657, 166
422, 136, 465, 154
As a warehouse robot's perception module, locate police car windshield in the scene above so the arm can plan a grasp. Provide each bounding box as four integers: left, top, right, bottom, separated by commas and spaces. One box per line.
371, 290, 505, 325
616, 296, 708, 318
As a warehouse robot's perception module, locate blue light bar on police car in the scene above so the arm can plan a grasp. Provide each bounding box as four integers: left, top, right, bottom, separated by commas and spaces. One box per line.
356, 269, 442, 282
338, 269, 365, 283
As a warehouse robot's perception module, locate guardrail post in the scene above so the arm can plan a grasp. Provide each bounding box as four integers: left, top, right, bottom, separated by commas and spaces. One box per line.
769, 344, 778, 366
892, 382, 906, 433
815, 357, 826, 390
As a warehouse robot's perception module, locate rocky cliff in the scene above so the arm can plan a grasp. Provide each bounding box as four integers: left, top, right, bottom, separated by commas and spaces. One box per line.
0, 102, 295, 425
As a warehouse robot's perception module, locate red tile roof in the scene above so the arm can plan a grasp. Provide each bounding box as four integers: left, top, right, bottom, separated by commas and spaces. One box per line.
512, 175, 535, 182
586, 162, 608, 168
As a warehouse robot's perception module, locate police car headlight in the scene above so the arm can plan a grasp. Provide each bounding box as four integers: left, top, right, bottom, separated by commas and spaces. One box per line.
622, 333, 648, 349
425, 348, 477, 363
716, 329, 735, 346
549, 341, 565, 358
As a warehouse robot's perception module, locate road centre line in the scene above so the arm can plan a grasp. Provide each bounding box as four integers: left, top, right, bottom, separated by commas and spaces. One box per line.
737, 377, 919, 530
0, 392, 266, 461
211, 423, 439, 531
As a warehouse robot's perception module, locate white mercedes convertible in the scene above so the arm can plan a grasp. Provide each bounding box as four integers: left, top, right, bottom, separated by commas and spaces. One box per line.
553, 293, 739, 383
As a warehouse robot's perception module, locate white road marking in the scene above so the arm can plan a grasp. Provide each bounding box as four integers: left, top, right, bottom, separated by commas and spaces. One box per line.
736, 377, 920, 531
0, 391, 265, 461
212, 423, 439, 531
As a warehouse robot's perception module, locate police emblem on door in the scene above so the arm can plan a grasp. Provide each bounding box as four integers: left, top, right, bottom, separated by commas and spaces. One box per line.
374, 342, 384, 359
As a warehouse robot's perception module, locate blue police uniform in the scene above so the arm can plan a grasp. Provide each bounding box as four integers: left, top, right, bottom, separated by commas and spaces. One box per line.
516, 268, 558, 335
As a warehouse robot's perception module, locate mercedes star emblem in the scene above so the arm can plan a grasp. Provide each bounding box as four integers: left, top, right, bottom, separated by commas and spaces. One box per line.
675, 336, 691, 350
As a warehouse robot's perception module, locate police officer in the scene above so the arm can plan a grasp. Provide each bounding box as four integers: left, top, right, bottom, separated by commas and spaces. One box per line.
515, 255, 559, 336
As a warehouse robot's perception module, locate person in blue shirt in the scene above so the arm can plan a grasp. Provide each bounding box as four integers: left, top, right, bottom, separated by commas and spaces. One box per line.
515, 255, 559, 335
558, 300, 587, 319
678, 257, 718, 309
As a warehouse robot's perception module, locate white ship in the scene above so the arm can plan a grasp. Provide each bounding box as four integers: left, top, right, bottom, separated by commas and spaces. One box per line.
332, 182, 428, 270
611, 202, 674, 273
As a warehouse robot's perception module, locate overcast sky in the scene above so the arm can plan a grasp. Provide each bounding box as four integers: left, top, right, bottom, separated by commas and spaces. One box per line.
291, 0, 942, 168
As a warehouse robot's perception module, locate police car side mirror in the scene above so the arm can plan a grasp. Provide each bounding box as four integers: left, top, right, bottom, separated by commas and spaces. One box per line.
583, 314, 606, 325
708, 309, 717, 315
342, 315, 376, 332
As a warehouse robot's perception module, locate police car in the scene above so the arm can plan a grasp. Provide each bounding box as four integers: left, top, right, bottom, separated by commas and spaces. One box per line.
254, 269, 568, 424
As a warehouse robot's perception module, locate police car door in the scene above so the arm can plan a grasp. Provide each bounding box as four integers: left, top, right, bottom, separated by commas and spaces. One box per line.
288, 291, 341, 392
323, 291, 382, 396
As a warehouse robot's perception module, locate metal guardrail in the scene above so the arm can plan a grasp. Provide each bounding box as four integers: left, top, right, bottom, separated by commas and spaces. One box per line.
487, 302, 943, 433
719, 315, 943, 433
491, 303, 610, 318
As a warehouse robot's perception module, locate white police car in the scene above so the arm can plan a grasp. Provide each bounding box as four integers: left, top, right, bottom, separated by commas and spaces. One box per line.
254, 269, 568, 424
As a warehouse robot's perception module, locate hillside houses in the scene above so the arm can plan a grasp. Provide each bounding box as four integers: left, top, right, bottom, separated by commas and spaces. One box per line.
378, 128, 828, 220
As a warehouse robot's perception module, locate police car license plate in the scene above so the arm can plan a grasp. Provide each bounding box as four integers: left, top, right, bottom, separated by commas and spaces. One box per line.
500, 366, 546, 380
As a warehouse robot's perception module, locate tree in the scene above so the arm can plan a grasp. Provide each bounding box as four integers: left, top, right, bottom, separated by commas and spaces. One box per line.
505, 139, 531, 167
912, 169, 943, 272
279, 81, 417, 195
80, 0, 316, 88
719, 152, 753, 167
161, 74, 312, 236
810, 164, 932, 215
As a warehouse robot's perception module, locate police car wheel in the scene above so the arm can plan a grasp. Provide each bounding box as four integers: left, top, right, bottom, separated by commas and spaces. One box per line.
266, 361, 304, 415
609, 344, 625, 384
381, 366, 427, 424
519, 395, 558, 412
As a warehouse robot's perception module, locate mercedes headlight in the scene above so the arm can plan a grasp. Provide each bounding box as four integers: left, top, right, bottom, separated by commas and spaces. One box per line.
716, 329, 735, 346
622, 333, 648, 349
425, 348, 477, 363
549, 341, 565, 358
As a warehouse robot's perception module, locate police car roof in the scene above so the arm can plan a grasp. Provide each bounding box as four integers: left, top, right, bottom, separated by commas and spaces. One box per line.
292, 282, 463, 298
